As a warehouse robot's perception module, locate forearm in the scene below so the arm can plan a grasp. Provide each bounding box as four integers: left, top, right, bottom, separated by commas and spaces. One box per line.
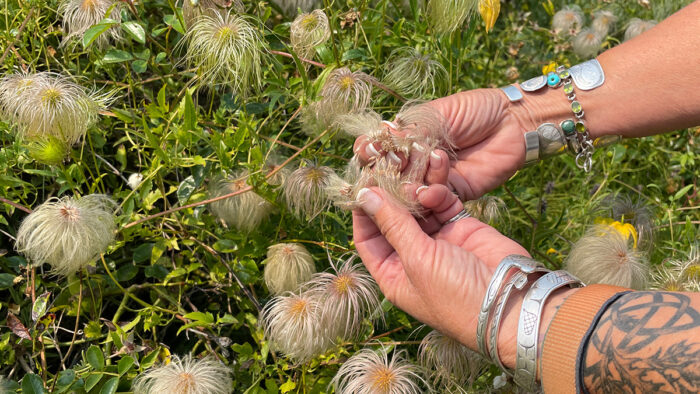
516, 1, 700, 139
582, 291, 700, 393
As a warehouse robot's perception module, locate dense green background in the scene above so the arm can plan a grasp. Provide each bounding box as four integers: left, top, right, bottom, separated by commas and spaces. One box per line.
0, 0, 697, 392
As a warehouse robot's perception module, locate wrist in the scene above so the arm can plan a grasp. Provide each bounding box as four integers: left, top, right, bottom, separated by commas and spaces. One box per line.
497, 286, 580, 371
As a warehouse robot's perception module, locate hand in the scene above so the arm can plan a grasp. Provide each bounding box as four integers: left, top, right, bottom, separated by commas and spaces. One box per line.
354, 89, 536, 200
352, 183, 530, 366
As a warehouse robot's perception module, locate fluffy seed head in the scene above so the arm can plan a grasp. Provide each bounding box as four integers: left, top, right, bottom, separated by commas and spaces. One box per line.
463, 195, 505, 225
655, 245, 700, 292
319, 67, 375, 114
282, 162, 337, 219
306, 256, 381, 341
418, 330, 484, 389
26, 136, 71, 165
650, 265, 688, 292
357, 158, 421, 214
624, 18, 657, 41
572, 28, 604, 58
394, 102, 454, 151
59, 0, 122, 47
133, 355, 232, 394
302, 69, 375, 137
261, 291, 330, 362
426, 0, 478, 35
332, 347, 427, 394
334, 110, 384, 139
15, 194, 117, 276
591, 10, 617, 37
264, 243, 316, 295
208, 170, 274, 232
290, 10, 330, 60
565, 224, 649, 289
551, 5, 583, 35
183, 12, 263, 93
598, 194, 654, 249
127, 173, 144, 190
0, 72, 105, 145
383, 48, 447, 98
677, 245, 700, 287
182, 0, 244, 28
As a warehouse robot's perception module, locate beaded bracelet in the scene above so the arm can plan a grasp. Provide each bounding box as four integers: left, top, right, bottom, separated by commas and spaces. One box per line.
547, 66, 596, 172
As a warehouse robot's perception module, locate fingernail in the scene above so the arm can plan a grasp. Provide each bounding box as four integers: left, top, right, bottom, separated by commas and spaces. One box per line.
357, 188, 382, 215
416, 185, 429, 196
412, 142, 425, 152
430, 150, 442, 167
366, 143, 380, 157
387, 151, 402, 165
382, 120, 398, 129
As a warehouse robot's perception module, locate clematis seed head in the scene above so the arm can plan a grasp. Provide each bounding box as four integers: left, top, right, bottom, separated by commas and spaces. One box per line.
15, 194, 117, 276
133, 354, 233, 394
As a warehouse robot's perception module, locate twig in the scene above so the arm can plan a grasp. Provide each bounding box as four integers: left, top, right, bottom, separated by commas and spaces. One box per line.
269, 50, 406, 102
94, 153, 129, 184
269, 50, 327, 69
59, 273, 82, 369
123, 127, 331, 228
189, 237, 262, 311
0, 9, 34, 64
0, 197, 33, 214
503, 184, 537, 226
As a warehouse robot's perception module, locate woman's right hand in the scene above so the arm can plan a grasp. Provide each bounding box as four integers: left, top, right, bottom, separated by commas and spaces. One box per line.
354, 88, 537, 200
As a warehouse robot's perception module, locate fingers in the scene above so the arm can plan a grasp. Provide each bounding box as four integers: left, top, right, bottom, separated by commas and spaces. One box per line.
416, 184, 465, 225
425, 149, 449, 185
356, 187, 435, 266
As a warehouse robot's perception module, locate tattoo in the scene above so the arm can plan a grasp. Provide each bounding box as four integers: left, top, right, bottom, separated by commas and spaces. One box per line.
583, 292, 700, 394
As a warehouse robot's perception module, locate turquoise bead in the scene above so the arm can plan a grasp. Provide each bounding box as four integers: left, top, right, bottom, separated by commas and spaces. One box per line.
547, 72, 560, 87
561, 120, 576, 135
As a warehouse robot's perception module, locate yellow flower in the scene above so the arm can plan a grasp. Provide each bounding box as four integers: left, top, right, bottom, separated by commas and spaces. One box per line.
594, 217, 639, 248
478, 0, 500, 32
542, 62, 557, 75
546, 248, 558, 255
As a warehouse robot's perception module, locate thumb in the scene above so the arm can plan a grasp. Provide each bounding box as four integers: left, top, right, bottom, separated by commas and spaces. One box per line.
357, 187, 435, 265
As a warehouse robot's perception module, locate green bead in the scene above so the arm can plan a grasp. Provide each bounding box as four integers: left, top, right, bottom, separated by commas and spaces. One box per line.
561, 120, 576, 135
571, 101, 582, 114
559, 70, 570, 79
575, 121, 586, 133
563, 83, 574, 95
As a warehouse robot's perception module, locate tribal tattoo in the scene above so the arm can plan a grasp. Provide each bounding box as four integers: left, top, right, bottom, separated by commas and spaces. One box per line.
583, 291, 700, 394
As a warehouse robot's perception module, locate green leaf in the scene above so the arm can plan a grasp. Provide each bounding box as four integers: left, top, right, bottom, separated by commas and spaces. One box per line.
82, 19, 119, 48
21, 374, 45, 394
132, 59, 148, 73
0, 273, 15, 289
56, 369, 75, 387
99, 377, 119, 394
673, 184, 694, 201
177, 175, 197, 204
133, 243, 154, 263
184, 91, 197, 131
84, 373, 103, 392
84, 320, 102, 339
164, 14, 185, 35
183, 311, 214, 324
144, 265, 169, 280
86, 345, 105, 371
280, 379, 296, 393
103, 49, 134, 63
116, 264, 139, 282
121, 21, 146, 43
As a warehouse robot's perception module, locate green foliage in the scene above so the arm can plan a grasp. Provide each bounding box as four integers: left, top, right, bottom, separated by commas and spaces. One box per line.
0, 0, 697, 392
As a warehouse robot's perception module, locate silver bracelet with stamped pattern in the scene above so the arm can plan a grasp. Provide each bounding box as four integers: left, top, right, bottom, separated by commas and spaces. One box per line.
513, 270, 584, 391
476, 255, 549, 359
